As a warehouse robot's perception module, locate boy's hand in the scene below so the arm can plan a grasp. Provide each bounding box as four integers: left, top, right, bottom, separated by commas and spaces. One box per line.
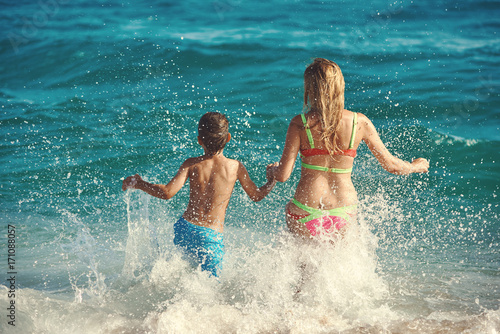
266, 162, 279, 182
122, 174, 142, 190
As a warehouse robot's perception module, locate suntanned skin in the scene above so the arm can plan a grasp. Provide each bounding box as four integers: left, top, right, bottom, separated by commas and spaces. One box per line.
272, 109, 429, 239
123, 134, 277, 233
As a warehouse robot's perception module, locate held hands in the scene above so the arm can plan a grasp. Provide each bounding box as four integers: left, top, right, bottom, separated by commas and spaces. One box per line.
122, 174, 143, 191
266, 162, 279, 183
411, 158, 429, 173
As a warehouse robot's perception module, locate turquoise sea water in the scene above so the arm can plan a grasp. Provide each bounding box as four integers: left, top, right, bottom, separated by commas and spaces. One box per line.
1, 0, 499, 332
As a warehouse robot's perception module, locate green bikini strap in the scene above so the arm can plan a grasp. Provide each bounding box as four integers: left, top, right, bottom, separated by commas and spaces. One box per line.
292, 198, 313, 214
348, 112, 358, 149
301, 113, 315, 149
303, 112, 356, 150
292, 199, 321, 223
301, 162, 353, 174
291, 199, 357, 224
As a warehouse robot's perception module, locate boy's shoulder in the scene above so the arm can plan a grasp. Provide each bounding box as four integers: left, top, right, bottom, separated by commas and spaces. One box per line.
222, 156, 240, 163
178, 156, 208, 171
219, 156, 242, 170
182, 155, 241, 168
182, 155, 205, 166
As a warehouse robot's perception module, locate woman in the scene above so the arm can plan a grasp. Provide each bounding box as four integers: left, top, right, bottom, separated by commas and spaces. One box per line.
272, 58, 429, 239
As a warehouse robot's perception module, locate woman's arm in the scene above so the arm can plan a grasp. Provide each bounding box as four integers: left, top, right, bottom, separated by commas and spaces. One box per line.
360, 114, 429, 174
122, 161, 191, 199
274, 116, 302, 182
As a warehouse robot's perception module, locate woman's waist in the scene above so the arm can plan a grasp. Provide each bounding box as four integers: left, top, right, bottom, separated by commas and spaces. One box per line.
291, 188, 357, 213
289, 198, 357, 212
298, 167, 355, 182
295, 177, 356, 193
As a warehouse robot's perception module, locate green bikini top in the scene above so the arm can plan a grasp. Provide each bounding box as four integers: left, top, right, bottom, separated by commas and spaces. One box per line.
299, 112, 358, 174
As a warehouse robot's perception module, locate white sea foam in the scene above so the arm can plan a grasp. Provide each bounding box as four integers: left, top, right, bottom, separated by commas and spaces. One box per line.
1, 191, 498, 333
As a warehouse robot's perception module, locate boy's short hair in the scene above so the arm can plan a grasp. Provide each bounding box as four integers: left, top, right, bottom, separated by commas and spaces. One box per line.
198, 112, 229, 154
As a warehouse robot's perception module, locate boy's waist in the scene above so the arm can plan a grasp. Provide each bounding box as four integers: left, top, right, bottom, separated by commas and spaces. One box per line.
178, 216, 224, 234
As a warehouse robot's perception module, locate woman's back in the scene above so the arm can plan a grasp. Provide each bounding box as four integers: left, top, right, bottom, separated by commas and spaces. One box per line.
293, 109, 360, 209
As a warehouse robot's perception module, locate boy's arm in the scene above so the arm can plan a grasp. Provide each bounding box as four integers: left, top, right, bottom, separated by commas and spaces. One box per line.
237, 162, 277, 202
122, 161, 191, 200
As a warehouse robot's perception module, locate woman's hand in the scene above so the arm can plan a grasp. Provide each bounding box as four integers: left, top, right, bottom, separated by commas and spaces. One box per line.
411, 158, 429, 173
122, 174, 143, 190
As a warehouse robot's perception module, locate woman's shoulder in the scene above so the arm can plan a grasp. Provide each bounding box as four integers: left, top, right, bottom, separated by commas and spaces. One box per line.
349, 110, 370, 125
288, 114, 305, 128
290, 114, 303, 122
349, 112, 378, 140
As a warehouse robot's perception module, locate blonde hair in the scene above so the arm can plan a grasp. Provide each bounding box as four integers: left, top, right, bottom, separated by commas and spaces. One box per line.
303, 58, 345, 154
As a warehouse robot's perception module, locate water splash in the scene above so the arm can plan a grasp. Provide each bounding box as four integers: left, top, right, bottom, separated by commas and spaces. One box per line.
122, 191, 160, 280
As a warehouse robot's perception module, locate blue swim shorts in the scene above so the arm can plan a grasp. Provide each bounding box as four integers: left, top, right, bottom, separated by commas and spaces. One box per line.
173, 217, 224, 277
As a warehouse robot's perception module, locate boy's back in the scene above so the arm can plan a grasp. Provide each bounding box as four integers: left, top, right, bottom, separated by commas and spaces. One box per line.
182, 154, 240, 232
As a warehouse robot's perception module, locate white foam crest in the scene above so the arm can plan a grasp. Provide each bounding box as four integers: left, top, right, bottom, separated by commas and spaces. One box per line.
430, 128, 483, 146
85, 199, 395, 333
0, 285, 141, 334
4, 192, 499, 333
3, 284, 498, 333
58, 211, 108, 302
116, 185, 397, 331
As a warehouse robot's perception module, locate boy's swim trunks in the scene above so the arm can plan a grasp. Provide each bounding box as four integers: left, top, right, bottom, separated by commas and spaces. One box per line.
173, 217, 224, 277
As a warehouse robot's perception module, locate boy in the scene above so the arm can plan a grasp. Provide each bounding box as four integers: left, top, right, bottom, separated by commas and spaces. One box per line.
122, 112, 277, 277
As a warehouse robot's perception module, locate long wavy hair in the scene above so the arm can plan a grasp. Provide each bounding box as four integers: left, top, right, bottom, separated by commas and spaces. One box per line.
303, 58, 345, 155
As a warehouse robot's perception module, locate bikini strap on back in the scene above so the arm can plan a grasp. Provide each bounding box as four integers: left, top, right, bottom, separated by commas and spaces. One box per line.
301, 113, 315, 149
348, 112, 358, 149
301, 162, 352, 173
